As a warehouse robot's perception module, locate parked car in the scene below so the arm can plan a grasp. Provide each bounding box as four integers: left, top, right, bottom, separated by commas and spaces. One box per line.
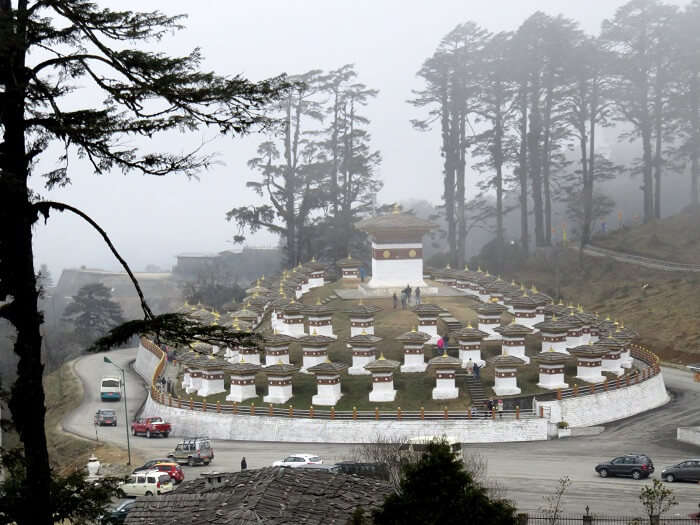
117, 470, 173, 497
167, 437, 214, 466
94, 409, 117, 427
130, 417, 171, 438
595, 454, 654, 480
335, 461, 390, 480
132, 458, 172, 474
153, 462, 185, 484
272, 454, 323, 468
100, 376, 122, 401
98, 499, 136, 524
661, 459, 700, 482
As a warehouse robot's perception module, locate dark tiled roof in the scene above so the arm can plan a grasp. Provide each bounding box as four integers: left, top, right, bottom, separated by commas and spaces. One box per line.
494, 323, 533, 337
428, 352, 462, 369
395, 330, 432, 343
356, 212, 437, 233
533, 351, 571, 364
568, 344, 609, 358
348, 333, 383, 345
476, 303, 508, 315
453, 326, 489, 340
491, 354, 526, 367
412, 303, 444, 315
296, 334, 336, 346
364, 355, 401, 371
342, 303, 383, 315
307, 361, 349, 374
262, 362, 299, 375
124, 467, 393, 525
263, 333, 296, 346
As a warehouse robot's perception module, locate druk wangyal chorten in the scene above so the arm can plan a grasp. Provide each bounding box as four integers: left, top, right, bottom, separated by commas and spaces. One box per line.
355, 206, 436, 291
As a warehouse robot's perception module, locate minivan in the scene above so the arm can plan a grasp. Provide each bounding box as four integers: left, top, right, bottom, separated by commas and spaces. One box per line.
118, 470, 173, 497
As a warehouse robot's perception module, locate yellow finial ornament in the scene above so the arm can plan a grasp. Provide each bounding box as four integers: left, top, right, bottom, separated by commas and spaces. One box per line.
392, 203, 401, 214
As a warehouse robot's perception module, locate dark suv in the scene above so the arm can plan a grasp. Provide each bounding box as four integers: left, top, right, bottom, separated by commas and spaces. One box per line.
595, 454, 654, 480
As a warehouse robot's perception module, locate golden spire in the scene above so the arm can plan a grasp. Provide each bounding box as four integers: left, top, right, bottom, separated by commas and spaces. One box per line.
552, 314, 558, 321
464, 264, 470, 271
361, 328, 367, 335
312, 328, 318, 336
442, 350, 448, 358
311, 256, 316, 262
558, 299, 564, 306
392, 203, 400, 214
446, 263, 451, 270
316, 297, 322, 305
411, 326, 417, 332
531, 284, 538, 293
477, 266, 482, 273
378, 353, 386, 360
548, 346, 555, 352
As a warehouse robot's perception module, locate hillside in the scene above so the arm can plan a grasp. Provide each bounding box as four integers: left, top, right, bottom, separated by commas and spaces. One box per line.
509, 246, 700, 365
591, 206, 700, 264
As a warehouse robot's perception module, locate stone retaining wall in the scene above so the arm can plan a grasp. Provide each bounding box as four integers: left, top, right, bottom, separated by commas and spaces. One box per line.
677, 426, 700, 447
139, 396, 548, 443
534, 373, 669, 427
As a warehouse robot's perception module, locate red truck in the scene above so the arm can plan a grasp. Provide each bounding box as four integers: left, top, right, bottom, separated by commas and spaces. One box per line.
131, 417, 172, 438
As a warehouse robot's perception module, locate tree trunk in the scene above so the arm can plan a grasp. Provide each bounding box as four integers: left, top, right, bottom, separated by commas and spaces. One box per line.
542, 79, 554, 246
641, 75, 654, 223
456, 112, 466, 268
518, 84, 530, 255
494, 81, 505, 273
0, 1, 53, 519
442, 78, 457, 267
690, 73, 699, 207
653, 62, 664, 220
528, 76, 545, 247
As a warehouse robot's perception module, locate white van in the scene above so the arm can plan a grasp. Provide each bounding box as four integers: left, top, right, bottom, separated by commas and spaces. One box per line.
118, 470, 173, 497
100, 376, 122, 401
399, 435, 463, 461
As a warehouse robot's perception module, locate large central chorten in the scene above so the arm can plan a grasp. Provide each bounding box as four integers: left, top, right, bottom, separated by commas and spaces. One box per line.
356, 208, 436, 289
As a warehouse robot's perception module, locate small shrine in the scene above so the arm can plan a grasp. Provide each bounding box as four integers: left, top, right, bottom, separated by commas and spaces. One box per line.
306, 258, 327, 288
355, 208, 436, 289
297, 332, 335, 373
533, 350, 571, 390
510, 294, 538, 330
428, 351, 462, 400
476, 303, 507, 341
336, 255, 361, 281
198, 355, 230, 397
262, 332, 295, 367
281, 300, 305, 337
454, 324, 488, 367
226, 360, 261, 402
534, 316, 571, 354
343, 302, 383, 337
597, 336, 625, 376
347, 332, 382, 375
412, 303, 443, 344
491, 354, 525, 396
237, 342, 261, 365
302, 299, 336, 338
565, 313, 585, 348
568, 343, 607, 384
308, 361, 348, 406
396, 328, 431, 373
262, 362, 299, 404
494, 322, 533, 364
364, 354, 401, 402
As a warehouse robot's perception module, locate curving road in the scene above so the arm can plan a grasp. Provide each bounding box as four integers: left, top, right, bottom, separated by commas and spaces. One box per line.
64, 349, 700, 517
582, 244, 700, 273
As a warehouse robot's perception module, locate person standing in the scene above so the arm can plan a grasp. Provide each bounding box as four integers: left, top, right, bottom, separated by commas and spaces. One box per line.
497, 399, 504, 418
241, 457, 247, 470
466, 358, 474, 376
415, 287, 421, 305
406, 284, 412, 305
392, 292, 398, 309
359, 266, 366, 283
436, 335, 445, 354
487, 398, 494, 416
401, 291, 407, 310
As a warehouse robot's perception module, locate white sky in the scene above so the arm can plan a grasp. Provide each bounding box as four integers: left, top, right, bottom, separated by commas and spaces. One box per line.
30, 0, 688, 278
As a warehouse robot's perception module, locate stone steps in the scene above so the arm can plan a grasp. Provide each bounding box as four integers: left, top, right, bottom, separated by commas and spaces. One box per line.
464, 375, 488, 407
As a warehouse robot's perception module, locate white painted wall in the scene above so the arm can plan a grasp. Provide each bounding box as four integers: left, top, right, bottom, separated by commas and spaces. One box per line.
677, 426, 700, 447
534, 373, 668, 427
140, 396, 548, 443
134, 341, 162, 383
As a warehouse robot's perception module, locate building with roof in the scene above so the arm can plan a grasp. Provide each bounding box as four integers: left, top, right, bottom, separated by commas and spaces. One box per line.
124, 467, 393, 525
356, 209, 436, 289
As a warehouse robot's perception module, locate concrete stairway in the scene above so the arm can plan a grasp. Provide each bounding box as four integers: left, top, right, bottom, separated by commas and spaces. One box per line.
463, 375, 488, 409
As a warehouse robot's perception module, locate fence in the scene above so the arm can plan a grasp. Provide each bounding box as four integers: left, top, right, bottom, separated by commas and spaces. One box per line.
142, 337, 662, 423
523, 514, 698, 524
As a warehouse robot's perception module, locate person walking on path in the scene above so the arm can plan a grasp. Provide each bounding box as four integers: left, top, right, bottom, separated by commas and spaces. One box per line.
406, 284, 412, 305
487, 398, 494, 416
436, 335, 445, 354
474, 362, 481, 379
393, 292, 398, 309
466, 358, 474, 376
241, 457, 247, 470
415, 287, 421, 305
359, 266, 366, 283
401, 291, 407, 309
497, 399, 504, 418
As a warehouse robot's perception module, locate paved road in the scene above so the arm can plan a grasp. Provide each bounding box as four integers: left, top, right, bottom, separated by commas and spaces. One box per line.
64, 349, 700, 517
582, 245, 700, 273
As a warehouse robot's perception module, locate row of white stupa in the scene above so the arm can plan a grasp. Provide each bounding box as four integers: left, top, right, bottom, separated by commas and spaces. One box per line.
178, 265, 638, 404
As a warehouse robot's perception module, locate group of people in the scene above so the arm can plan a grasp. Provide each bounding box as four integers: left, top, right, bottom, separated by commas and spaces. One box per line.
464, 357, 481, 378
393, 284, 421, 309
